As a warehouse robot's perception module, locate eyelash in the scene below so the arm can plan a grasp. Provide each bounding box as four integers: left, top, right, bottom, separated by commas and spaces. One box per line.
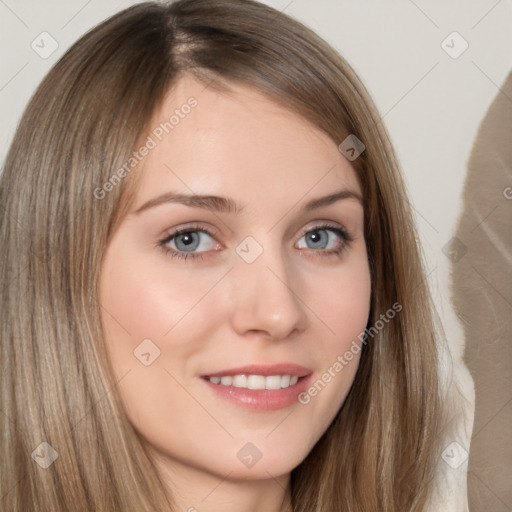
157, 222, 355, 262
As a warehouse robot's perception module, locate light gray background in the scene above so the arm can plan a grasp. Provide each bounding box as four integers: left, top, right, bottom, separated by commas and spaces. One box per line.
1, 1, 511, 509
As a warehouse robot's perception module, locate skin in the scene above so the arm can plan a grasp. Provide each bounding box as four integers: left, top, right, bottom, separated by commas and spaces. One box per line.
99, 74, 371, 512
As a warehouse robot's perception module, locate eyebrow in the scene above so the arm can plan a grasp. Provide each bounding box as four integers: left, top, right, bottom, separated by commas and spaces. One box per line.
133, 188, 363, 216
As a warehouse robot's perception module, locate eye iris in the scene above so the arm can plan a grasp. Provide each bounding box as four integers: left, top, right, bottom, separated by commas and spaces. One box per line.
307, 229, 328, 249
175, 232, 200, 251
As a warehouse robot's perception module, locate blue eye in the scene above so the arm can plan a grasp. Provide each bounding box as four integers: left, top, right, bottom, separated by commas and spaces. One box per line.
158, 223, 219, 262
167, 230, 214, 253
297, 226, 349, 251
158, 223, 354, 262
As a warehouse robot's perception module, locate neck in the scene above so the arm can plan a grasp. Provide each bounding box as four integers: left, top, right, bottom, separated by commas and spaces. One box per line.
150, 451, 293, 512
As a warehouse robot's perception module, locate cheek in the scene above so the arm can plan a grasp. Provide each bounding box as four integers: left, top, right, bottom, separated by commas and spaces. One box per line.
296, 256, 371, 415
99, 242, 223, 353
98, 242, 228, 444
318, 253, 372, 347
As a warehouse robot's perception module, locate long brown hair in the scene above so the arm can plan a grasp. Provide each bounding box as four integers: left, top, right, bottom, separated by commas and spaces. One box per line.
0, 1, 448, 510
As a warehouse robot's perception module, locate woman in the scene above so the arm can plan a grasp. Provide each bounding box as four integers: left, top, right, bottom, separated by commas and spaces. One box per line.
0, 1, 451, 510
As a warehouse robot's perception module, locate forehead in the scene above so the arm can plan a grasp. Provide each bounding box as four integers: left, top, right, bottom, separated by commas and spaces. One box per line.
130, 74, 361, 211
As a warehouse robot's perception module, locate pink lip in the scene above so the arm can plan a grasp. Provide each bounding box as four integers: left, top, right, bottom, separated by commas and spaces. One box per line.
201, 363, 312, 378
200, 363, 313, 411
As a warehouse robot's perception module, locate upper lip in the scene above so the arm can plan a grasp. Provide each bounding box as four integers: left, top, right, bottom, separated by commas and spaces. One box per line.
202, 363, 313, 378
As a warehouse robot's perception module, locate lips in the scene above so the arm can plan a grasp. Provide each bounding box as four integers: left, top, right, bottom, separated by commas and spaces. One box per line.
200, 363, 313, 411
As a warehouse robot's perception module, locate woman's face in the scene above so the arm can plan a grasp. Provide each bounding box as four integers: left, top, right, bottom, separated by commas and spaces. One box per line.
99, 74, 371, 483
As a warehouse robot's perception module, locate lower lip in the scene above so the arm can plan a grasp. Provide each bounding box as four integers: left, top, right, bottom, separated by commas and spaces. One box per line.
202, 375, 312, 411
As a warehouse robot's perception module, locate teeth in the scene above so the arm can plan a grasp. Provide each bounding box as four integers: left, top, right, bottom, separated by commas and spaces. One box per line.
206, 374, 300, 390
264, 375, 281, 390
233, 375, 248, 387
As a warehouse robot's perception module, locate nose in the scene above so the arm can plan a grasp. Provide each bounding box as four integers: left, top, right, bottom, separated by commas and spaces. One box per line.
229, 245, 308, 341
